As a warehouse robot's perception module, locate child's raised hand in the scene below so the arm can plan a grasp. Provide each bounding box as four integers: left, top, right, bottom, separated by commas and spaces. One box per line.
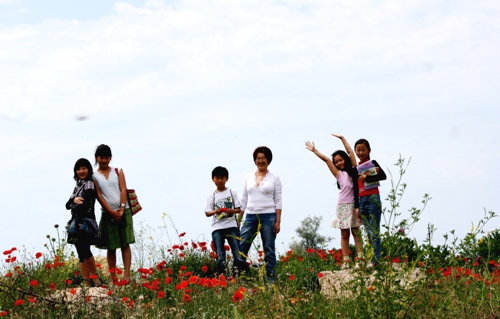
305, 141, 315, 152
332, 134, 343, 139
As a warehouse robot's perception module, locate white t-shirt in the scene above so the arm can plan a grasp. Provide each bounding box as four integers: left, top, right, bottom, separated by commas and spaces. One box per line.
93, 167, 129, 211
240, 170, 282, 214
205, 188, 241, 232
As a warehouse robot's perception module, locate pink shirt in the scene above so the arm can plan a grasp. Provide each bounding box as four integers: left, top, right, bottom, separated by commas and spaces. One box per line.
337, 170, 354, 204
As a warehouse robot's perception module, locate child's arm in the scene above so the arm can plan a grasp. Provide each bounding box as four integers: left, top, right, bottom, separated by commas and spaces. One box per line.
332, 134, 356, 167
305, 141, 339, 177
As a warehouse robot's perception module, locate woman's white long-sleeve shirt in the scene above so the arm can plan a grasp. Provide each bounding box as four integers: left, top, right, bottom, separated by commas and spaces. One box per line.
241, 170, 282, 214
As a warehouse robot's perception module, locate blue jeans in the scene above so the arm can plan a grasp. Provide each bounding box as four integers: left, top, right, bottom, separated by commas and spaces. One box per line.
239, 213, 277, 278
360, 194, 382, 262
212, 227, 249, 275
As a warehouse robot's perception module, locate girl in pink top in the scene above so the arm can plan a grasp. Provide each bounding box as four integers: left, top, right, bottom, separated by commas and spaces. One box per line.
306, 134, 363, 268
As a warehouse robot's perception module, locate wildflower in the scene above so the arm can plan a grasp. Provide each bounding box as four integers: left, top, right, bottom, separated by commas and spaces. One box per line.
232, 289, 244, 303
201, 265, 208, 273
176, 280, 189, 290
6, 257, 16, 263
14, 299, 24, 306
392, 257, 401, 263
4, 272, 13, 278
122, 297, 129, 302
50, 283, 56, 290
367, 286, 375, 291
107, 290, 113, 296
29, 279, 38, 287
70, 289, 76, 295
165, 277, 172, 284
189, 276, 199, 284
317, 272, 324, 279
73, 270, 80, 276
35, 252, 42, 259
180, 265, 187, 271
89, 274, 98, 280
85, 296, 92, 303
182, 293, 192, 302
0, 310, 8, 316
65, 279, 73, 285
179, 253, 185, 258
157, 291, 165, 299
289, 274, 295, 281
179, 232, 186, 237
54, 224, 59, 228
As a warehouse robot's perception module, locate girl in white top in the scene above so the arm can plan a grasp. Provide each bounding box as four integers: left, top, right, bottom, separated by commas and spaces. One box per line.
93, 144, 135, 284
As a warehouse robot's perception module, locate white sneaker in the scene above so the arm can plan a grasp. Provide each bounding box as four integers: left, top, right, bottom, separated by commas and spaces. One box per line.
341, 262, 350, 270
366, 261, 377, 269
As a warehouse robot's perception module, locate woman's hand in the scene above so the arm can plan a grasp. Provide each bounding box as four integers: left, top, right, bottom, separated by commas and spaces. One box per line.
332, 133, 344, 139
305, 141, 316, 152
73, 197, 84, 205
274, 220, 281, 234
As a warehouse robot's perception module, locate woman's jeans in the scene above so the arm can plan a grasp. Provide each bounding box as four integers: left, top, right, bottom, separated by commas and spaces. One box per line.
360, 194, 382, 262
239, 213, 277, 278
212, 227, 249, 275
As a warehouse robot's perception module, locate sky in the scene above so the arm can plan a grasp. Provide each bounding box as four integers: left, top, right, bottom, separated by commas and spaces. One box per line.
0, 0, 499, 266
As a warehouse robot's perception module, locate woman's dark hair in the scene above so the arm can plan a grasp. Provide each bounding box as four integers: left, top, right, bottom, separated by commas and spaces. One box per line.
354, 138, 371, 160
94, 144, 112, 165
253, 146, 273, 164
212, 166, 229, 179
73, 158, 93, 182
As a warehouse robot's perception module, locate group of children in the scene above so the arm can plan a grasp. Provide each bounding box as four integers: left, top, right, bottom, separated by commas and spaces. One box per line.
306, 134, 386, 268
66, 145, 135, 287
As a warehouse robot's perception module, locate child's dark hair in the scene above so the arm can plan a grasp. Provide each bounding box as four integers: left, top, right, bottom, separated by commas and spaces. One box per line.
331, 150, 355, 190
212, 166, 229, 178
73, 158, 93, 182
354, 138, 371, 160
331, 150, 351, 171
253, 146, 273, 164
94, 144, 112, 165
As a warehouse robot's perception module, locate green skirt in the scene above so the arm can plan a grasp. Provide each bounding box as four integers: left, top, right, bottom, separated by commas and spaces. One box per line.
96, 208, 135, 250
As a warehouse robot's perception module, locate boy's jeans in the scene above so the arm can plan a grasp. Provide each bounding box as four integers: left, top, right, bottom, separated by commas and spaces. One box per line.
212, 227, 249, 275
360, 194, 382, 262
239, 213, 277, 279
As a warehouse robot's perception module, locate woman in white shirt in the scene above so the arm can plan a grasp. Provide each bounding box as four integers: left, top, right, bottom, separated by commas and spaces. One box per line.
238, 146, 282, 283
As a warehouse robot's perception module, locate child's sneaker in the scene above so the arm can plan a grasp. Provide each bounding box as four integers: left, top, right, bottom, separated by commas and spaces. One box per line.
366, 261, 378, 269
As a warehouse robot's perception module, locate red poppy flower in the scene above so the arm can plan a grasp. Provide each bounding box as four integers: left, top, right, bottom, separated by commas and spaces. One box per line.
29, 279, 38, 287
182, 293, 192, 302
180, 265, 187, 271
288, 274, 295, 281
317, 272, 324, 279
70, 289, 76, 295
201, 265, 208, 273
35, 252, 42, 259
50, 283, 56, 290
232, 290, 243, 303
179, 232, 186, 237
165, 276, 172, 284
14, 299, 24, 306
157, 291, 165, 299
65, 279, 73, 285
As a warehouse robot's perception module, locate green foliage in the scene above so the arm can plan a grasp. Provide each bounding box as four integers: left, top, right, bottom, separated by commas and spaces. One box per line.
289, 215, 332, 252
